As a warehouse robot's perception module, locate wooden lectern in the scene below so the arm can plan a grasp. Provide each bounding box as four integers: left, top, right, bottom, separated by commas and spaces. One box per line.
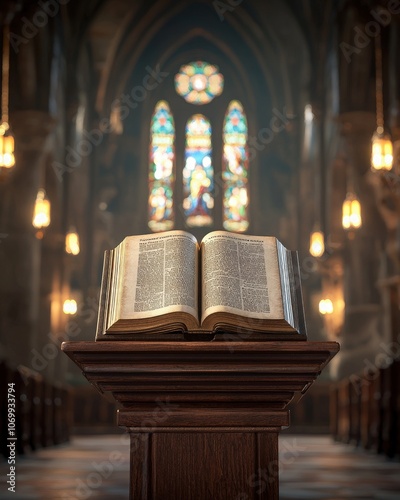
62, 338, 339, 499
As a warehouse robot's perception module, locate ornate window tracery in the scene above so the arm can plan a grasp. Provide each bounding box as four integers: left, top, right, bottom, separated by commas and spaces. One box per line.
174, 61, 224, 105
148, 66, 249, 233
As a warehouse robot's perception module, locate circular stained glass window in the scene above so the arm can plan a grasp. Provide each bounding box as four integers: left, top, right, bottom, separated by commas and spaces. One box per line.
175, 61, 224, 105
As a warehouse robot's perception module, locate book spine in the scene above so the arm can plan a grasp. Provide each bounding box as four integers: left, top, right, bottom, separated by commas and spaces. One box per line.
95, 250, 112, 340
289, 250, 307, 337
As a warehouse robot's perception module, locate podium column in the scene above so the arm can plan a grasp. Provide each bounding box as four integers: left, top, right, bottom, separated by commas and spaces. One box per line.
62, 339, 339, 500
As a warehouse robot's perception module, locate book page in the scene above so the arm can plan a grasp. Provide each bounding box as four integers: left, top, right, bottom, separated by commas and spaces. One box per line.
118, 231, 199, 321
201, 231, 283, 323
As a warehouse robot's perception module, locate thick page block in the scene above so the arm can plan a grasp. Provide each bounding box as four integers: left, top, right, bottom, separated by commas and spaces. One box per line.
95, 231, 307, 341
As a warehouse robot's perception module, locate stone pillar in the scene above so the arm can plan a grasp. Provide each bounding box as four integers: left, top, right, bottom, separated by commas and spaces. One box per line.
330, 111, 385, 379
0, 111, 55, 368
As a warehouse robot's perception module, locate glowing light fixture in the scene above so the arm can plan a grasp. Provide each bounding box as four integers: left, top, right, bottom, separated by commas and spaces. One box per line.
304, 104, 314, 124
63, 299, 77, 315
319, 299, 333, 315
306, 103, 326, 259
342, 192, 362, 230
309, 230, 325, 257
65, 227, 80, 255
371, 33, 393, 172
0, 24, 15, 169
371, 131, 393, 171
32, 189, 51, 229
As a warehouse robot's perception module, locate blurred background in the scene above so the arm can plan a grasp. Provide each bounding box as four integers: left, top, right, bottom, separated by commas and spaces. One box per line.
0, 0, 400, 497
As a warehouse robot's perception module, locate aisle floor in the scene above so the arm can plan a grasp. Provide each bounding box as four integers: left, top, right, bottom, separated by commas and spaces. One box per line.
0, 434, 399, 499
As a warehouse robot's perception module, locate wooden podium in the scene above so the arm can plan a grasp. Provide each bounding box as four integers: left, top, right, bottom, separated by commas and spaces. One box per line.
62, 339, 339, 499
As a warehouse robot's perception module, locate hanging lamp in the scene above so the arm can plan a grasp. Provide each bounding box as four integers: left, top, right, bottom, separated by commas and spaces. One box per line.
342, 191, 362, 230
65, 226, 80, 255
371, 32, 393, 172
309, 229, 325, 257
32, 189, 51, 229
307, 104, 325, 257
0, 23, 15, 169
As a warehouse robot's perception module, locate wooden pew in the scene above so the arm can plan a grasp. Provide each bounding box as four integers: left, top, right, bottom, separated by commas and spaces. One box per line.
1, 360, 72, 455
336, 378, 351, 443
0, 361, 10, 457
360, 372, 375, 449
330, 384, 339, 440
330, 363, 400, 458
41, 380, 54, 447
15, 365, 33, 454
349, 376, 361, 445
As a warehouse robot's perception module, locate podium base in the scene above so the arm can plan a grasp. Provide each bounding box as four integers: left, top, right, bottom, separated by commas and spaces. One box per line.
62, 339, 339, 500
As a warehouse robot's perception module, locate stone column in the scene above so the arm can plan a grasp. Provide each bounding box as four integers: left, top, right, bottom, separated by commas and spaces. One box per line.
0, 110, 55, 368
330, 111, 385, 379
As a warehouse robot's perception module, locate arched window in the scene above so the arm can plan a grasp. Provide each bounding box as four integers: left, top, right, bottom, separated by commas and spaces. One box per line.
148, 101, 175, 232
222, 100, 249, 232
183, 114, 213, 227
148, 63, 249, 233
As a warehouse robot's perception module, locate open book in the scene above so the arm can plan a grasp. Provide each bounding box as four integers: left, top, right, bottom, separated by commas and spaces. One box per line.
96, 231, 306, 339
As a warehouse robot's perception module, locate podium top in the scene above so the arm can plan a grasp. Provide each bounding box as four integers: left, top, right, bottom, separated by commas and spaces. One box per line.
62, 339, 339, 431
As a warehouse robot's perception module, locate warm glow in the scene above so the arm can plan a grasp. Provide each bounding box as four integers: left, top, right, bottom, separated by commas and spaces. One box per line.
65, 228, 80, 255
342, 193, 362, 230
192, 74, 207, 91
304, 104, 314, 124
336, 299, 345, 312
32, 189, 51, 229
0, 25, 14, 170
371, 131, 393, 171
0, 125, 15, 168
309, 230, 324, 257
319, 298, 333, 315
63, 299, 77, 315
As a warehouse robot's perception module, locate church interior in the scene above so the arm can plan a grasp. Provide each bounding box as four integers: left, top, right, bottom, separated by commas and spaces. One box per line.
1, 0, 400, 498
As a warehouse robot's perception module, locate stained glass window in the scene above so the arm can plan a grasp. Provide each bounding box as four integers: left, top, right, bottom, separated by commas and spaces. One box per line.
148, 101, 175, 232
183, 114, 214, 227
175, 61, 224, 105
222, 100, 249, 232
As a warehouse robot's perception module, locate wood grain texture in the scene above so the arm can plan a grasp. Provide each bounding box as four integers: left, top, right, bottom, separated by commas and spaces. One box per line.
118, 408, 289, 430
152, 432, 256, 500
130, 432, 151, 500
62, 339, 339, 500
257, 432, 279, 499
61, 340, 339, 418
